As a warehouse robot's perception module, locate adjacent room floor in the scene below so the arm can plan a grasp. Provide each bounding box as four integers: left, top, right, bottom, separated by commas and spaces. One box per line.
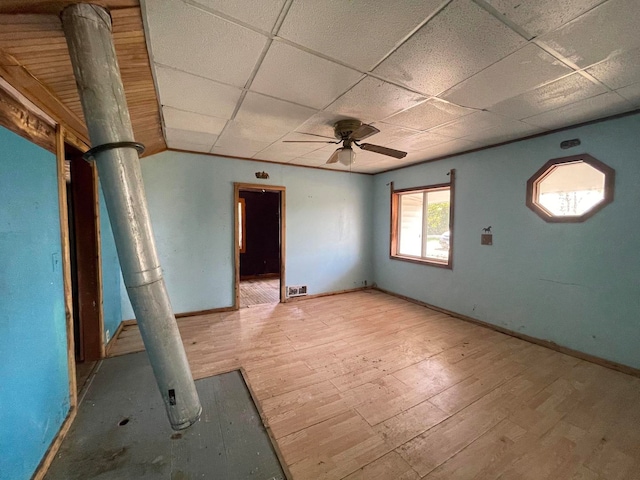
240, 277, 280, 306
109, 290, 640, 480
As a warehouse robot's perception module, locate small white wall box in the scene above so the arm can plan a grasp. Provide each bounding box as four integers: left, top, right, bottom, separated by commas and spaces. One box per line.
287, 285, 308, 297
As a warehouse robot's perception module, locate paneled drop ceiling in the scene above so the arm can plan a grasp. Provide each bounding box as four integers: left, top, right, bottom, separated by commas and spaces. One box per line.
143, 0, 640, 173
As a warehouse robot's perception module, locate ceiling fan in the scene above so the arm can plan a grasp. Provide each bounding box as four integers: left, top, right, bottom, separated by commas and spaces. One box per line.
284, 119, 407, 166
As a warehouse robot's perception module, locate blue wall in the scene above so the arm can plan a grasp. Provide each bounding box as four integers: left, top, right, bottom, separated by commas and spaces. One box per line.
0, 127, 70, 479
98, 185, 121, 344
373, 113, 640, 369
121, 152, 373, 319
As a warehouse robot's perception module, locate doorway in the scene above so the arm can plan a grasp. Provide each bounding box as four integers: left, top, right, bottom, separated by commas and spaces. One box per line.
65, 143, 104, 391
234, 183, 285, 308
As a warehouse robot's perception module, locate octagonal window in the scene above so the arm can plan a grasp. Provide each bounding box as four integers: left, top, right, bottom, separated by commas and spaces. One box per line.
526, 154, 615, 222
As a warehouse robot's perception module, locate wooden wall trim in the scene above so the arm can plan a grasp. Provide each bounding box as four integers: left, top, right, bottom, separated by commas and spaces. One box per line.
375, 287, 640, 379
234, 183, 287, 309
35, 125, 79, 480
56, 126, 77, 408
0, 50, 89, 143
0, 83, 55, 151
31, 408, 77, 480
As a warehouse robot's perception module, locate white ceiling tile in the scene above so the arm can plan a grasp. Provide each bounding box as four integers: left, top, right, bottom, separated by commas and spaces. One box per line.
413, 138, 481, 160
586, 48, 640, 90
250, 41, 363, 109
483, 0, 606, 38
277, 0, 445, 71
155, 66, 243, 118
353, 150, 392, 165
165, 127, 218, 147
214, 121, 281, 152
218, 120, 285, 144
349, 164, 384, 174
384, 98, 474, 130
429, 111, 517, 138
190, 0, 286, 32
489, 73, 607, 119
162, 106, 228, 135
523, 92, 634, 129
366, 123, 422, 146
616, 83, 640, 106
287, 156, 326, 167
210, 145, 266, 158
539, 0, 640, 68
324, 76, 426, 122
388, 131, 455, 151
461, 122, 545, 146
295, 112, 356, 138
373, 0, 526, 96
235, 92, 317, 132
255, 143, 319, 162
166, 141, 213, 153
145, 0, 267, 86
301, 144, 340, 160
442, 44, 573, 109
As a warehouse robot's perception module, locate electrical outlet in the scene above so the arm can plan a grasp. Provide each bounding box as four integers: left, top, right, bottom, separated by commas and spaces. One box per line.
105, 329, 111, 344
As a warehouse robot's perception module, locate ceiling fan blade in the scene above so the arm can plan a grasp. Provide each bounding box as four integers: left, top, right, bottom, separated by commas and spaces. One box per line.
282, 140, 337, 143
349, 124, 379, 141
326, 149, 340, 164
359, 143, 407, 159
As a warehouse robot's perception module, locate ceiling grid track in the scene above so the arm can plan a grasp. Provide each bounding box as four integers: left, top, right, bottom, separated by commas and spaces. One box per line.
72, 0, 640, 172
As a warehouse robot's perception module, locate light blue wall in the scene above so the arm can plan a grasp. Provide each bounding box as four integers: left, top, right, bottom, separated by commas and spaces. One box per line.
98, 184, 121, 343
0, 127, 70, 479
373, 113, 640, 369
121, 152, 373, 319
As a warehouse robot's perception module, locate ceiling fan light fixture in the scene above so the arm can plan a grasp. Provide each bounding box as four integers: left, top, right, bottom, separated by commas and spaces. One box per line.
337, 147, 355, 166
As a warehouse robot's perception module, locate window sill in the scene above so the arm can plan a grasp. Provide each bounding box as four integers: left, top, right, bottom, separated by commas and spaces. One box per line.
390, 254, 452, 269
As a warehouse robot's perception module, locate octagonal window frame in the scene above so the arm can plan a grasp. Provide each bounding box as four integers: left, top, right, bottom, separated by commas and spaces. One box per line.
526, 153, 615, 223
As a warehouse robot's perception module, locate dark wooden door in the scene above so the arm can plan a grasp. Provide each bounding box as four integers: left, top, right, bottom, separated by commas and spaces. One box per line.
68, 154, 102, 361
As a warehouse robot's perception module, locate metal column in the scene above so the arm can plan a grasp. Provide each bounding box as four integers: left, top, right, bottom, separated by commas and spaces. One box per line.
61, 3, 201, 430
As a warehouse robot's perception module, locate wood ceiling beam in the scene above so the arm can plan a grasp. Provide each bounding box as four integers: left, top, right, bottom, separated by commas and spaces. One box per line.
0, 1, 139, 15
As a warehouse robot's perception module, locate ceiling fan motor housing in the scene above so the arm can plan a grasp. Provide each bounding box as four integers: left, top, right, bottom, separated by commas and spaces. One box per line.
333, 119, 363, 140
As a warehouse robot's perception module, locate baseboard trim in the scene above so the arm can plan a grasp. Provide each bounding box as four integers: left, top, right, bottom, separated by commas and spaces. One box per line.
283, 285, 373, 303
104, 321, 125, 357
376, 287, 640, 379
31, 407, 77, 480
121, 305, 237, 326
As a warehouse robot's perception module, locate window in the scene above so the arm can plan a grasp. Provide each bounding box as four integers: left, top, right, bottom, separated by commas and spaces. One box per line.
526, 154, 615, 223
390, 170, 455, 268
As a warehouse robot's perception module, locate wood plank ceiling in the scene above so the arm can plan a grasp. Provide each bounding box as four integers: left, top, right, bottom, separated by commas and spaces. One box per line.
0, 1, 166, 156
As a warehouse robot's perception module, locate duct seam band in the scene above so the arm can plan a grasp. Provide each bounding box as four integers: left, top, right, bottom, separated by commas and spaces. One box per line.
123, 266, 163, 288
83, 141, 145, 162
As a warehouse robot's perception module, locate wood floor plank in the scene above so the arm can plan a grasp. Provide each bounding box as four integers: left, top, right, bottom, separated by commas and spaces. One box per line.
108, 290, 640, 480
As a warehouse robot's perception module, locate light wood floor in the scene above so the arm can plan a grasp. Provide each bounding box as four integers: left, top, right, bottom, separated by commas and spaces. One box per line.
240, 277, 280, 306
110, 290, 640, 480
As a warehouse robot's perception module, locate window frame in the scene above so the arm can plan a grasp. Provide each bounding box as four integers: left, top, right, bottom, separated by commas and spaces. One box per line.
390, 169, 455, 269
526, 154, 615, 223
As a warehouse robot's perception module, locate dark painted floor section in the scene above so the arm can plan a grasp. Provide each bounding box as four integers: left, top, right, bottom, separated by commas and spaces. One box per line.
45, 352, 285, 480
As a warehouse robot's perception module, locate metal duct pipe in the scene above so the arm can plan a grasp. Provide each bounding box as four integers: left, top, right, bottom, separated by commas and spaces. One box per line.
61, 3, 201, 430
